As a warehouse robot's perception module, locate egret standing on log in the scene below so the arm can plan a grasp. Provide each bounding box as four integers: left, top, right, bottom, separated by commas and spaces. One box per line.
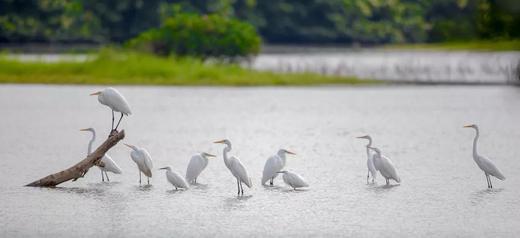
464, 124, 505, 188
356, 135, 377, 184
159, 166, 189, 190
277, 171, 309, 190
214, 139, 252, 195
81, 128, 122, 182
368, 146, 401, 185
185, 152, 216, 184
262, 149, 296, 186
90, 88, 132, 133
125, 144, 153, 185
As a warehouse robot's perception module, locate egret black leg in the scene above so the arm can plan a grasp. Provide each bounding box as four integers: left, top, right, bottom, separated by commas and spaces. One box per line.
105, 171, 110, 182
237, 179, 240, 195
101, 170, 105, 182
147, 177, 150, 185
386, 178, 389, 185
270, 178, 273, 186
114, 113, 124, 131
111, 110, 115, 131
367, 170, 370, 184
485, 173, 490, 188
195, 178, 197, 184
139, 172, 142, 184
488, 175, 493, 188
240, 182, 244, 195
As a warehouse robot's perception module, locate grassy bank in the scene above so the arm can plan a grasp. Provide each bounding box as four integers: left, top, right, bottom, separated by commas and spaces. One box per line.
386, 40, 520, 51
0, 49, 370, 86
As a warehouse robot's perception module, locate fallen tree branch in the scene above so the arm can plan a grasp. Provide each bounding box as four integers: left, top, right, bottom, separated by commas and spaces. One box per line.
26, 130, 125, 187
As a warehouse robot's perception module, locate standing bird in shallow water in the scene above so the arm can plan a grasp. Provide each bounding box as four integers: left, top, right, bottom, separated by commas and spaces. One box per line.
90, 88, 132, 133
356, 135, 377, 184
262, 149, 296, 186
214, 139, 252, 195
277, 171, 309, 190
185, 152, 216, 184
464, 124, 505, 188
80, 128, 122, 181
125, 144, 153, 185
368, 147, 401, 185
160, 166, 189, 190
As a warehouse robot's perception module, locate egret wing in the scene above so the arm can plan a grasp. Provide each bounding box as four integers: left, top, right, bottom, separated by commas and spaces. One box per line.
380, 155, 400, 182
167, 171, 189, 189
283, 172, 309, 188
229, 157, 252, 188
262, 156, 283, 185
141, 149, 153, 177
186, 155, 207, 182
478, 156, 506, 180
103, 88, 132, 115
101, 154, 122, 174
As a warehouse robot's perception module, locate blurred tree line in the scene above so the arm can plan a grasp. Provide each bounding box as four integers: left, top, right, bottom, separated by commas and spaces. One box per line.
0, 0, 518, 44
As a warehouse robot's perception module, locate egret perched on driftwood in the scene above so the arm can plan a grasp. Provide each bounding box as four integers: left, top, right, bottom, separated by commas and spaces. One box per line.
262, 149, 296, 186
160, 166, 189, 190
90, 87, 132, 133
368, 146, 401, 185
185, 152, 216, 184
214, 139, 252, 195
357, 135, 377, 183
125, 144, 153, 185
277, 171, 309, 190
464, 124, 505, 188
80, 128, 122, 181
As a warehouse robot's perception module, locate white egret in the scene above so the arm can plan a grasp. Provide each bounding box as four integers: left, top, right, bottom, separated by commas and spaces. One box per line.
185, 152, 216, 184
464, 124, 506, 188
125, 143, 153, 185
80, 128, 122, 181
90, 87, 132, 133
214, 139, 252, 195
261, 149, 296, 186
368, 146, 401, 185
159, 166, 189, 190
356, 135, 377, 183
277, 171, 309, 190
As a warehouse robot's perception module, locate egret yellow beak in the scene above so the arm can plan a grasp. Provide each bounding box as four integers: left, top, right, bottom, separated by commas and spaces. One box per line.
80, 128, 89, 131
463, 124, 473, 128
90, 91, 101, 96
285, 150, 296, 155
213, 140, 226, 144
124, 143, 133, 148
159, 167, 168, 170
206, 153, 216, 158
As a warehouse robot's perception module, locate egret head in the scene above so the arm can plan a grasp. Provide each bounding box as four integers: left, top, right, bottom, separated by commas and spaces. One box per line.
124, 143, 138, 151
159, 166, 172, 171
463, 124, 478, 129
80, 128, 94, 133
357, 135, 373, 146
213, 139, 231, 146
201, 152, 216, 158
90, 91, 102, 96
278, 149, 296, 156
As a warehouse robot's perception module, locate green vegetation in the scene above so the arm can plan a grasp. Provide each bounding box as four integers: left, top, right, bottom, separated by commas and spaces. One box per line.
0, 50, 370, 86
1, 0, 518, 45
127, 14, 261, 58
385, 40, 520, 51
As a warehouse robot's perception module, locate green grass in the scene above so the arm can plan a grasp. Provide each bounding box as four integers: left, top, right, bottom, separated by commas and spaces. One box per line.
0, 49, 372, 86
385, 39, 520, 51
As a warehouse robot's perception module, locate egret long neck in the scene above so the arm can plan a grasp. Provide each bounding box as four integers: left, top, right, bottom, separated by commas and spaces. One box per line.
365, 139, 372, 158
277, 151, 287, 166
87, 130, 96, 155
223, 144, 231, 166
472, 128, 480, 158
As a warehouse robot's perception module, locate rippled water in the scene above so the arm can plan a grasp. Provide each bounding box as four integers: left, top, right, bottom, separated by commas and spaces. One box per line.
249, 50, 520, 84
1, 85, 520, 237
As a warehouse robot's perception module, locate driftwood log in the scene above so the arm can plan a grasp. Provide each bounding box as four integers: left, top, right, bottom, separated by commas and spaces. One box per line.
26, 130, 125, 187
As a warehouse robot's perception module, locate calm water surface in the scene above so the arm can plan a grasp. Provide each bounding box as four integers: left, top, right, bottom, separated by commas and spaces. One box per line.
1, 85, 520, 237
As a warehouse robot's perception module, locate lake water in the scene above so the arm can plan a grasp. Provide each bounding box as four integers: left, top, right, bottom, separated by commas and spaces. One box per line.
1, 85, 520, 237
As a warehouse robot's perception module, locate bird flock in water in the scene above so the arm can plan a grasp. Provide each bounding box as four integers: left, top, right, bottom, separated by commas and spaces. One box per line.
85, 87, 506, 195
